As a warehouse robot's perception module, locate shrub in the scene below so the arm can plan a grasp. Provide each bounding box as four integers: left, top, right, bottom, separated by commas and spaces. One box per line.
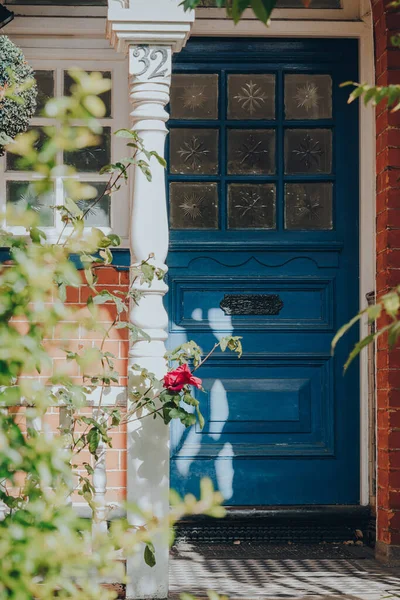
0, 36, 37, 154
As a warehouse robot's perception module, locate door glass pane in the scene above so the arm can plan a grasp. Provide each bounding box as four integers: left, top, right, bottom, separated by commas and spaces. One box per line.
228, 74, 275, 120
64, 127, 111, 172
285, 182, 333, 230
169, 182, 218, 229
285, 75, 332, 120
285, 129, 332, 174
228, 129, 275, 175
73, 182, 111, 227
169, 129, 219, 175
228, 183, 276, 229
170, 74, 218, 120
7, 181, 55, 227
64, 71, 112, 117
34, 70, 55, 115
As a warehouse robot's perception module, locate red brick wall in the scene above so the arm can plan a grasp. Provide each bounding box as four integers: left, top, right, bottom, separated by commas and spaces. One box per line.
373, 0, 400, 560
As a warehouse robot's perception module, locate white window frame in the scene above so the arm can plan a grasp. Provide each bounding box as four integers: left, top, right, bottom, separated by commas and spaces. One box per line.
0, 52, 130, 246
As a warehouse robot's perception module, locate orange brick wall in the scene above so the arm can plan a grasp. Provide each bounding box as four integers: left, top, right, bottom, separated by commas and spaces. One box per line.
373, 0, 400, 561
7, 266, 129, 504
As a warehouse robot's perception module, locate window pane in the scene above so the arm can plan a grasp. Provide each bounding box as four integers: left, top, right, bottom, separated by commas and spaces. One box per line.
6, 181, 55, 227
228, 183, 276, 229
64, 71, 112, 117
285, 182, 333, 230
285, 75, 332, 120
169, 182, 218, 229
169, 128, 219, 175
64, 127, 111, 173
6, 127, 50, 172
72, 182, 110, 227
170, 74, 218, 120
228, 129, 275, 175
34, 70, 54, 115
228, 74, 275, 120
285, 129, 332, 174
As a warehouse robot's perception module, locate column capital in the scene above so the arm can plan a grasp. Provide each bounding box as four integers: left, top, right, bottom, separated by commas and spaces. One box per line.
106, 0, 194, 54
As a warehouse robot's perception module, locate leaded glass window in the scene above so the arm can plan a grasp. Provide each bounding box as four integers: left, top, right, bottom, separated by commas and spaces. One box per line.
168, 68, 334, 232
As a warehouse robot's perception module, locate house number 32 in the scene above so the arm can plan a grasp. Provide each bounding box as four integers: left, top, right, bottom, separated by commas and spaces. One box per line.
132, 46, 168, 80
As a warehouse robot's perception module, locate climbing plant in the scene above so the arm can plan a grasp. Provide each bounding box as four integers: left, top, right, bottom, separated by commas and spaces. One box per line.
0, 70, 242, 599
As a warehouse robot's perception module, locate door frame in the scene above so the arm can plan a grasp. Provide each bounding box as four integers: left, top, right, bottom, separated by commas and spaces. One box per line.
189, 9, 375, 507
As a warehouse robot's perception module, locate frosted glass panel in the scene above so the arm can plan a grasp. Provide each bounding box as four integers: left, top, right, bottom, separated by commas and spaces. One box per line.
285, 75, 332, 120
285, 183, 333, 230
228, 129, 275, 175
170, 74, 218, 120
228, 183, 276, 229
285, 129, 332, 174
170, 129, 219, 175
228, 74, 275, 120
7, 181, 55, 227
74, 182, 111, 227
64, 127, 111, 172
170, 182, 218, 229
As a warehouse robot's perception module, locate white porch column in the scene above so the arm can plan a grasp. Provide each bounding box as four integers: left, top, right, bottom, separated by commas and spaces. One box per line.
107, 3, 194, 599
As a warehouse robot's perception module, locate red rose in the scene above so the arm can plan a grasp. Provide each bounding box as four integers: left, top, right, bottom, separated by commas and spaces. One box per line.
163, 363, 202, 392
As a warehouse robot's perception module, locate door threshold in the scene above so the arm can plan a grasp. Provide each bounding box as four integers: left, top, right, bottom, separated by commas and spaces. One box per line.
174, 505, 374, 545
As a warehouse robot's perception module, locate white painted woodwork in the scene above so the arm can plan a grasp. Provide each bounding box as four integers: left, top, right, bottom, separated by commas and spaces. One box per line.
107, 2, 194, 598
92, 408, 108, 537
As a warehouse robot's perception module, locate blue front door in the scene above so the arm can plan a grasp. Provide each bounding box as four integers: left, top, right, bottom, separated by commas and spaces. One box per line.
167, 38, 359, 505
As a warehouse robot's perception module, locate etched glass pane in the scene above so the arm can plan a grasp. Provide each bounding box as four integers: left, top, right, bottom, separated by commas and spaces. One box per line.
228, 74, 275, 120
64, 127, 111, 172
34, 70, 54, 115
170, 182, 218, 229
285, 129, 332, 174
228, 129, 275, 175
6, 181, 55, 227
169, 129, 218, 175
170, 74, 218, 120
285, 75, 332, 120
64, 72, 112, 117
6, 127, 49, 172
285, 183, 333, 230
228, 183, 276, 229
73, 182, 111, 227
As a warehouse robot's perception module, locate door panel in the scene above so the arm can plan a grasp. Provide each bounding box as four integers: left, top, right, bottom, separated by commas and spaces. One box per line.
167, 38, 359, 505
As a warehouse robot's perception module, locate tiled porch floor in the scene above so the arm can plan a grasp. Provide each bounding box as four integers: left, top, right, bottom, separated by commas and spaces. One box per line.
169, 543, 400, 599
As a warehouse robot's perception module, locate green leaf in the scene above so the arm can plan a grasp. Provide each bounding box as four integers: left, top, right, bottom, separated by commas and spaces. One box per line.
196, 406, 205, 430
87, 428, 100, 455
144, 543, 156, 567
331, 309, 366, 354
250, 0, 274, 23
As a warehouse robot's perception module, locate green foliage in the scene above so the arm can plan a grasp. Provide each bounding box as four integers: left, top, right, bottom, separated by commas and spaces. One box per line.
0, 70, 229, 598
181, 0, 279, 24
342, 80, 400, 111
332, 288, 400, 371
0, 37, 37, 154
